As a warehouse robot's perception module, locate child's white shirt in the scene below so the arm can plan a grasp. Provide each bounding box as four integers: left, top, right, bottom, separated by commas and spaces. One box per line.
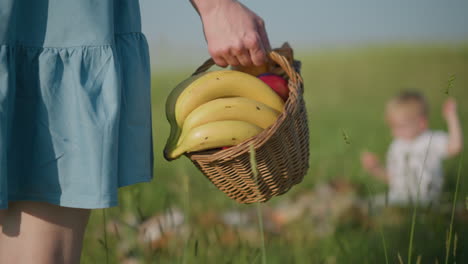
386, 130, 449, 205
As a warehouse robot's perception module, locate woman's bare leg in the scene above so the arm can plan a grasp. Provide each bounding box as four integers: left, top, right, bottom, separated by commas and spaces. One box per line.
0, 201, 91, 264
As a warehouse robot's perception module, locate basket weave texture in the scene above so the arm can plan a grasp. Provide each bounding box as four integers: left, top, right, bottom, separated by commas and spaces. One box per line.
186, 51, 309, 204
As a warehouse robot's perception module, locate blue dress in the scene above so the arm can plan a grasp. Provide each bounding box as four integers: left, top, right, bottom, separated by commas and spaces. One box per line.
0, 0, 153, 209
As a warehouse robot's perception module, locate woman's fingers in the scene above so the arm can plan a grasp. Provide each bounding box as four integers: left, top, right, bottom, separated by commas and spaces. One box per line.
223, 52, 241, 67
257, 18, 271, 54
212, 55, 229, 68
245, 33, 267, 66
234, 49, 253, 67
216, 41, 257, 67
216, 35, 268, 67
245, 19, 270, 66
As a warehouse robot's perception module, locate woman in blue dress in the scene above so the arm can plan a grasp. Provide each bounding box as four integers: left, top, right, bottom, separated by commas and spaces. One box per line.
0, 0, 270, 262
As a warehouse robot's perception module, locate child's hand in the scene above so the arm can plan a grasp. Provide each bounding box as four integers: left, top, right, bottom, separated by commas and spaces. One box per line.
443, 98, 458, 120
361, 151, 381, 173
443, 97, 463, 157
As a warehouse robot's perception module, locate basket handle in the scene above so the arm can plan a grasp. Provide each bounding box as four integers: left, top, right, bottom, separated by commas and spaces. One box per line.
192, 51, 301, 84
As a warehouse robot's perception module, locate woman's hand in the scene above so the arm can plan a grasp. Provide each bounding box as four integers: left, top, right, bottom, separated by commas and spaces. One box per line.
190, 0, 271, 67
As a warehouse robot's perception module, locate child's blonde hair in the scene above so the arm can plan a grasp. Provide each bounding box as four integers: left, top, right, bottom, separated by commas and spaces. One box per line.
386, 90, 429, 118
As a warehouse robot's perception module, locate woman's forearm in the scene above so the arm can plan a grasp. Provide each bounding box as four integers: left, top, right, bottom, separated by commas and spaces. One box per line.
190, 0, 233, 16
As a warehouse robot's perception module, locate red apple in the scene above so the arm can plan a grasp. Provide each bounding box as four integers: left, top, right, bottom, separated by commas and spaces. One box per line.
258, 73, 289, 101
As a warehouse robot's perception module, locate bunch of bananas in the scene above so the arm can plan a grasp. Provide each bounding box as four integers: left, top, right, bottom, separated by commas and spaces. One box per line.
164, 70, 286, 161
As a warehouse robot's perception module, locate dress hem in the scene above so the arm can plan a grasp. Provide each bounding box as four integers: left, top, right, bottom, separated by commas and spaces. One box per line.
0, 175, 153, 210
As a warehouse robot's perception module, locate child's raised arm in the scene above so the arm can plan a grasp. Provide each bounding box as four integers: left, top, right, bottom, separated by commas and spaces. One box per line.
443, 98, 463, 157
361, 151, 389, 183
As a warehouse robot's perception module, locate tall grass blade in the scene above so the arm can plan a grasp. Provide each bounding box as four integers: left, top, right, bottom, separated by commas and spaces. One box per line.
408, 134, 433, 264
181, 166, 191, 264
102, 209, 109, 264
365, 183, 389, 264
416, 255, 422, 264
453, 233, 458, 259
398, 252, 404, 264
445, 74, 456, 95
194, 239, 199, 257
445, 150, 464, 264
113, 221, 121, 241
341, 129, 351, 144
249, 144, 267, 264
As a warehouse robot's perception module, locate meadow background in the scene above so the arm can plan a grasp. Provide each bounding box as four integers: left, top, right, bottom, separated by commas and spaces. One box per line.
82, 1, 468, 263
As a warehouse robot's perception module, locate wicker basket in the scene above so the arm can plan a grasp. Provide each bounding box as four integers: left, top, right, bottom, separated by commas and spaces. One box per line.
186, 51, 309, 204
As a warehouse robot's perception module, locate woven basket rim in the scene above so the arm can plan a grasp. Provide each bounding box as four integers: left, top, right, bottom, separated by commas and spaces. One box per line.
186, 51, 304, 162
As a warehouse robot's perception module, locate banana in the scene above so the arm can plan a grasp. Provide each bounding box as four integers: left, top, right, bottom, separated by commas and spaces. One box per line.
168, 121, 263, 160
177, 97, 280, 145
164, 73, 208, 161
174, 70, 284, 127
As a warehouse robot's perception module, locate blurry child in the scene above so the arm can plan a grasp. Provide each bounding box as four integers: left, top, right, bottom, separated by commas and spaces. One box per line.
361, 91, 463, 205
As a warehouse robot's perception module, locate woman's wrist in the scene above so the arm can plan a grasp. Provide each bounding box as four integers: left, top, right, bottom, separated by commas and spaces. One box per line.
190, 0, 235, 17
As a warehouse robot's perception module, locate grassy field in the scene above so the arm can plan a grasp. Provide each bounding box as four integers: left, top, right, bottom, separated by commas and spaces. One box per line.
81, 44, 468, 264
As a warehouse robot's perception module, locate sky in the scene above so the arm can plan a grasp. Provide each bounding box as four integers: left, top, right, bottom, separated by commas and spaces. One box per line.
139, 0, 468, 69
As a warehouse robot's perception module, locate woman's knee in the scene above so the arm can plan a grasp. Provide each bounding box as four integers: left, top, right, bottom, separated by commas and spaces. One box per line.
0, 201, 91, 264
12, 201, 90, 225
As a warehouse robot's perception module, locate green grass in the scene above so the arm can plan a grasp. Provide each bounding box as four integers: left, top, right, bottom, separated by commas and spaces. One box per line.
81, 44, 468, 263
